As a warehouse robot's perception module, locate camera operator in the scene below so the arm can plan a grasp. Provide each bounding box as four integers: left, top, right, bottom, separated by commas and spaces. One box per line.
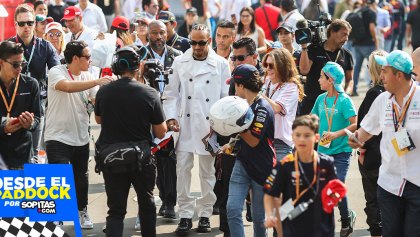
143, 20, 182, 219
95, 45, 167, 237
299, 19, 354, 115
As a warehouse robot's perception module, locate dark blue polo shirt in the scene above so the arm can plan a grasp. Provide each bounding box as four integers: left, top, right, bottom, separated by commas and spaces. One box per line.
166, 33, 190, 53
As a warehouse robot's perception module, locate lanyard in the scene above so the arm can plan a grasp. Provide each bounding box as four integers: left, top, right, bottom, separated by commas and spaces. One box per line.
325, 50, 341, 63
266, 81, 284, 99
324, 94, 339, 132
392, 86, 416, 132
0, 75, 21, 119
67, 69, 75, 80
293, 151, 318, 205
71, 30, 83, 41
169, 34, 179, 48
16, 36, 35, 72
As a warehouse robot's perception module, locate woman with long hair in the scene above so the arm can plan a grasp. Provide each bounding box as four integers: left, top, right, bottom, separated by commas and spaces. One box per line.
261, 48, 305, 160
236, 7, 266, 54
44, 22, 66, 63
356, 49, 387, 237
110, 16, 134, 49
132, 13, 150, 47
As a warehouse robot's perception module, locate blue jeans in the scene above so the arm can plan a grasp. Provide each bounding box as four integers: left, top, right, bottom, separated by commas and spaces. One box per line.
274, 139, 292, 161
377, 182, 420, 237
227, 160, 267, 237
352, 44, 376, 94
332, 152, 352, 219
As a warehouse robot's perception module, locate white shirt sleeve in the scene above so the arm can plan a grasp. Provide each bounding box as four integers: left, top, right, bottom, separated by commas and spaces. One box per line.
48, 65, 68, 90
360, 93, 384, 136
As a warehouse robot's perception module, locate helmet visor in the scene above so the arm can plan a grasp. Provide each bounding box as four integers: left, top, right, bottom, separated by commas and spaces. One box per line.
236, 107, 254, 127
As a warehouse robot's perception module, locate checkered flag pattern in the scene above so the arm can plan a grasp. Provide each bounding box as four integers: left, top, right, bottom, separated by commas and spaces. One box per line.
0, 217, 70, 237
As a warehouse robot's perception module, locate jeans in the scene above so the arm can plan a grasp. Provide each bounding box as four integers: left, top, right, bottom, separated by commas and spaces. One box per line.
274, 139, 292, 162
219, 154, 236, 234
352, 44, 376, 94
32, 98, 46, 159
103, 159, 157, 237
227, 160, 267, 237
331, 152, 352, 219
45, 140, 89, 210
358, 161, 382, 236
377, 182, 420, 237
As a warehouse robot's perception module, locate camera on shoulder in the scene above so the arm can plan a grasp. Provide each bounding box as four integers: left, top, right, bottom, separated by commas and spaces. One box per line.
295, 13, 332, 46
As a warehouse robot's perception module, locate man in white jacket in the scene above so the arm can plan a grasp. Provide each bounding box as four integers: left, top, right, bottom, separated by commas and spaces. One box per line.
163, 24, 230, 234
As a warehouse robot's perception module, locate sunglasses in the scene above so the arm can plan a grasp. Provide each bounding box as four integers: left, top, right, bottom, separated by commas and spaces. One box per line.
230, 54, 251, 62
5, 60, 27, 69
189, 40, 208, 46
47, 32, 62, 38
80, 54, 91, 60
16, 21, 35, 27
263, 62, 275, 69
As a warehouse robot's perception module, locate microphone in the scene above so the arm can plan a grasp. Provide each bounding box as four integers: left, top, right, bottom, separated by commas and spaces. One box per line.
296, 19, 308, 29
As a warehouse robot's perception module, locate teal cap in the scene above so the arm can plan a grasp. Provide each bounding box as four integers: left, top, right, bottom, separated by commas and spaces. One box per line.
374, 50, 413, 75
322, 62, 345, 93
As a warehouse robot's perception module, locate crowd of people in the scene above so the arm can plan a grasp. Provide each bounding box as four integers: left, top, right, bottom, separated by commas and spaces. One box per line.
1, 0, 420, 237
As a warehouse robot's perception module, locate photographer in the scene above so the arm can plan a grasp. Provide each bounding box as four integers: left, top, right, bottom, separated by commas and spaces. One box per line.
299, 19, 354, 115
144, 20, 182, 219
95, 45, 167, 237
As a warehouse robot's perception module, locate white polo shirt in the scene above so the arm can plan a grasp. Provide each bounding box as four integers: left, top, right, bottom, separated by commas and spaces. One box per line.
361, 83, 420, 196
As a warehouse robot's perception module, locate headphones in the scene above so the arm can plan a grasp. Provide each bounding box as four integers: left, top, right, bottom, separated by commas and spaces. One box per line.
111, 46, 147, 76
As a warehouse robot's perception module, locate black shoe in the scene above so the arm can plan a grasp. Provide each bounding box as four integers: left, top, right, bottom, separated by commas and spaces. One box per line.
213, 206, 220, 215
246, 202, 252, 222
176, 218, 192, 233
197, 217, 211, 233
158, 205, 166, 216
164, 206, 176, 219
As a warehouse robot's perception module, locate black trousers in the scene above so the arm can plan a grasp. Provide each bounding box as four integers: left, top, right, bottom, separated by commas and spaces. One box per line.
103, 159, 157, 237
300, 98, 316, 116
358, 161, 382, 236
219, 154, 236, 234
156, 148, 177, 208
45, 140, 89, 210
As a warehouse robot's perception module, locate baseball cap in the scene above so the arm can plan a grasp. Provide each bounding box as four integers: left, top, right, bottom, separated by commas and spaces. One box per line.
321, 179, 347, 214
36, 15, 54, 23
266, 41, 283, 53
61, 6, 81, 21
112, 16, 129, 31
186, 7, 198, 15
275, 22, 294, 33
158, 11, 176, 23
132, 12, 151, 25
232, 64, 259, 82
45, 22, 64, 35
374, 50, 413, 75
322, 62, 345, 93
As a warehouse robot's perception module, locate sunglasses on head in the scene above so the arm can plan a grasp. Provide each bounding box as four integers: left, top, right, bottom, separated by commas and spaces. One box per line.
230, 54, 251, 62
4, 60, 27, 69
16, 21, 35, 27
47, 32, 62, 38
263, 62, 275, 69
189, 40, 208, 46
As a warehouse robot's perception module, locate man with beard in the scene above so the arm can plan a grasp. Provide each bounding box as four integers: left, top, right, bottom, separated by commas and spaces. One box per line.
163, 24, 230, 234
144, 20, 182, 219
299, 19, 354, 115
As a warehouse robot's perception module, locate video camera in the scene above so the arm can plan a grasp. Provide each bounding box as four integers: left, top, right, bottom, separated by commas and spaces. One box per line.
295, 12, 332, 46
143, 59, 173, 92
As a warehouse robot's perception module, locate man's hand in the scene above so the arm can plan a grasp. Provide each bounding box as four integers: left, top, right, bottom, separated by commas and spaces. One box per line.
18, 111, 34, 129
4, 117, 22, 134
167, 119, 180, 132
348, 130, 364, 149
321, 131, 339, 141
95, 76, 114, 86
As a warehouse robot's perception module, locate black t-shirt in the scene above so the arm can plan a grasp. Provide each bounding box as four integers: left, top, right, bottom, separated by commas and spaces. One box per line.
407, 8, 420, 46
353, 7, 377, 46
305, 43, 353, 102
48, 3, 68, 25
95, 78, 165, 146
96, 0, 115, 15
235, 97, 276, 185
264, 152, 337, 237
177, 23, 193, 38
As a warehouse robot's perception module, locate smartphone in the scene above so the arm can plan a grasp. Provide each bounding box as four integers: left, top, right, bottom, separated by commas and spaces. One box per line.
231, 14, 237, 24
344, 128, 362, 144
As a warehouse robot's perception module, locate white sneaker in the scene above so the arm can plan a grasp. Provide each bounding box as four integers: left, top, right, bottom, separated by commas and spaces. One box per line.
79, 208, 93, 229
134, 216, 141, 230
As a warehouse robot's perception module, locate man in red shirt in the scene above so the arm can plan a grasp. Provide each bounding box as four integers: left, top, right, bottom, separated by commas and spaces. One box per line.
255, 0, 281, 41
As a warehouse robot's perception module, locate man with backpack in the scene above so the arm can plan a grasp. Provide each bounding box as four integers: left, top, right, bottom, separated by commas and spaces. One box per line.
346, 0, 377, 96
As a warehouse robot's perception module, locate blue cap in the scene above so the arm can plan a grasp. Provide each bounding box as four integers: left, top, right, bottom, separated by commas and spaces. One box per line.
232, 64, 259, 82
374, 50, 413, 75
322, 62, 345, 93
